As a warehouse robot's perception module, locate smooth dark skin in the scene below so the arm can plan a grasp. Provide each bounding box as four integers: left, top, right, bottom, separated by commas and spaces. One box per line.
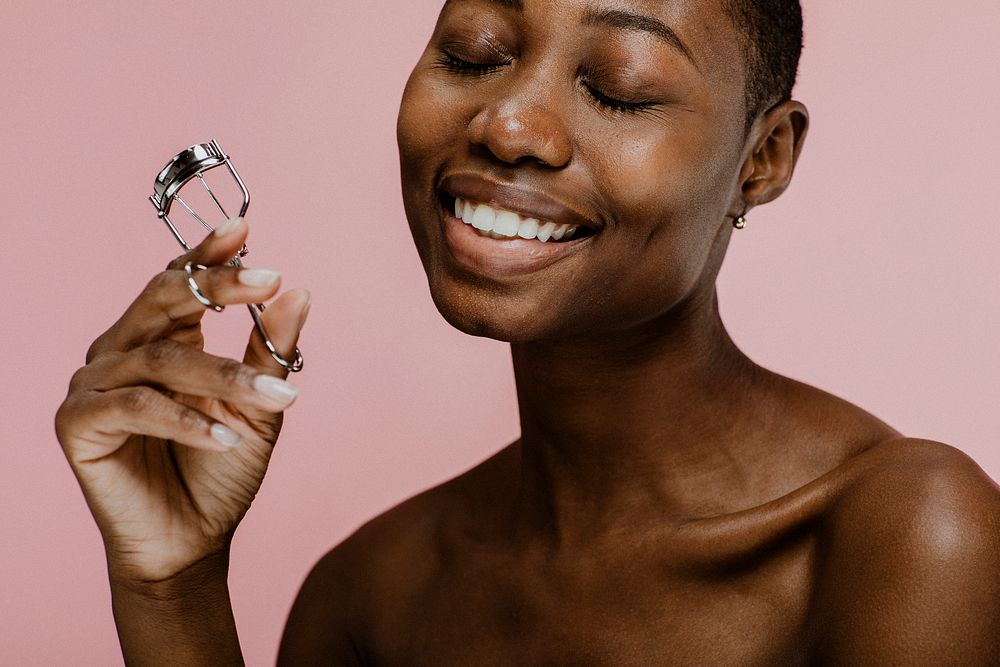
56, 0, 1000, 665
283, 0, 1000, 664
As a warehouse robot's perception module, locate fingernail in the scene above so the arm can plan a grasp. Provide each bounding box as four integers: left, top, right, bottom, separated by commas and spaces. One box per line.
239, 269, 280, 287
254, 375, 300, 405
211, 423, 242, 450
299, 291, 313, 328
214, 216, 244, 237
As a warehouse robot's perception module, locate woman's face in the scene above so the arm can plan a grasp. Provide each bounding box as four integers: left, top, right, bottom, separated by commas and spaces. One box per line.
398, 0, 751, 343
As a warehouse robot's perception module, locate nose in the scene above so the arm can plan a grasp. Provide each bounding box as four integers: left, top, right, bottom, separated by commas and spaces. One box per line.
466, 81, 573, 169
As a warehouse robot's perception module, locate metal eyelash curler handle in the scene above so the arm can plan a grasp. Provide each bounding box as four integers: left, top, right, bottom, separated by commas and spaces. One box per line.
148, 139, 304, 373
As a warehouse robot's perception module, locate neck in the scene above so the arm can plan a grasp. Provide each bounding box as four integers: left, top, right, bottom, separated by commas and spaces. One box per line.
509, 287, 774, 545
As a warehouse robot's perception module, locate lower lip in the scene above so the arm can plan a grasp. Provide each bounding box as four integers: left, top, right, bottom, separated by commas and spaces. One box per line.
440, 205, 594, 278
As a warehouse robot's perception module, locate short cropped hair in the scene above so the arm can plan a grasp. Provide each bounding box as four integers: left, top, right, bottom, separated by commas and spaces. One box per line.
723, 0, 803, 129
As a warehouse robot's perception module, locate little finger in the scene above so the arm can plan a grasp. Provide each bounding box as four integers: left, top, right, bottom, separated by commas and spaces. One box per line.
58, 387, 243, 463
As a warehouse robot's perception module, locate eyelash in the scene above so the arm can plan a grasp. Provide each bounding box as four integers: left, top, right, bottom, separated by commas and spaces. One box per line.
582, 83, 650, 114
437, 53, 507, 76
436, 53, 653, 114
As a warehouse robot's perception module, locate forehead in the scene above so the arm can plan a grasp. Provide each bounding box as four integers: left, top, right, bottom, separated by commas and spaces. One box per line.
440, 0, 744, 87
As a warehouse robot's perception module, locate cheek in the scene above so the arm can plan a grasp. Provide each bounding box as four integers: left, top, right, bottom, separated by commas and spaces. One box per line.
397, 72, 437, 184
397, 65, 468, 184
398, 66, 459, 245
601, 123, 732, 229
575, 122, 738, 321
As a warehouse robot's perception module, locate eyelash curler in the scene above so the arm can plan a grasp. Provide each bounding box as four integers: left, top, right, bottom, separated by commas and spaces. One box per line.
149, 139, 304, 373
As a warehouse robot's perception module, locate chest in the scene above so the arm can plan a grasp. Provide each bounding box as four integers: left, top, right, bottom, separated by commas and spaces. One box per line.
365, 541, 818, 666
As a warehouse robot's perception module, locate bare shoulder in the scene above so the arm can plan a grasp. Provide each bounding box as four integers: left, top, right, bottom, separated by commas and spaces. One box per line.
809, 438, 1000, 665
826, 438, 1000, 549
277, 445, 514, 665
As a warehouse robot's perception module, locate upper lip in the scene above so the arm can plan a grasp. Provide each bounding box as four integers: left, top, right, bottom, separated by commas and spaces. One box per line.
440, 173, 601, 231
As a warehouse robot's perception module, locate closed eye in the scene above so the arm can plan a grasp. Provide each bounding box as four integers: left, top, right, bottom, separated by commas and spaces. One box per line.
436, 52, 510, 75
583, 83, 653, 114
436, 51, 655, 115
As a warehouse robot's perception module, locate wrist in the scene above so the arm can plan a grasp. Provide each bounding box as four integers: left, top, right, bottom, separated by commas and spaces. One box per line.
108, 549, 243, 666
108, 547, 231, 603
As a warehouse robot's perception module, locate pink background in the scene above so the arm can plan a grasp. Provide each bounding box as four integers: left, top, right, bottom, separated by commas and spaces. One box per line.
2, 1, 998, 663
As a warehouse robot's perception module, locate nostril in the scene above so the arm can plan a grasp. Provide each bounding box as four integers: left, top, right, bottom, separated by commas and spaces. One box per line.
468, 102, 573, 169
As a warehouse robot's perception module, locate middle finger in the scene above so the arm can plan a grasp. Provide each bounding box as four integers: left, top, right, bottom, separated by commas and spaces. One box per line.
99, 264, 282, 356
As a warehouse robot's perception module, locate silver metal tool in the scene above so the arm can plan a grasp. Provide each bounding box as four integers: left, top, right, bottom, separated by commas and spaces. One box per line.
149, 139, 304, 372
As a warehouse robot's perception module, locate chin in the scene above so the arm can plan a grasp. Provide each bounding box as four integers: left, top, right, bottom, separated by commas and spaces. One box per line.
425, 269, 615, 344
426, 278, 547, 343
436, 308, 527, 343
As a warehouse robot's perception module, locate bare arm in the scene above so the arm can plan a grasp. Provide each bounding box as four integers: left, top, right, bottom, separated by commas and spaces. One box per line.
110, 552, 241, 666
809, 442, 1000, 666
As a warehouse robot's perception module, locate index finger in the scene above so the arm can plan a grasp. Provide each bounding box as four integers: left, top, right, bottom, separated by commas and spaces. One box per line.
165, 215, 249, 271
87, 218, 252, 361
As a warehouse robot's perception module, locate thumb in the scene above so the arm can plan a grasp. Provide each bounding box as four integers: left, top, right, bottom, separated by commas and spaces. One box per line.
243, 288, 311, 378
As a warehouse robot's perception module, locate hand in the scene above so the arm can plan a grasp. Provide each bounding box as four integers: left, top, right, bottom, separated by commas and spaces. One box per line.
56, 217, 310, 584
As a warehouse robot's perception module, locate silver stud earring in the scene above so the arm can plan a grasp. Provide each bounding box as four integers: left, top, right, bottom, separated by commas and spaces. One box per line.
734, 213, 747, 230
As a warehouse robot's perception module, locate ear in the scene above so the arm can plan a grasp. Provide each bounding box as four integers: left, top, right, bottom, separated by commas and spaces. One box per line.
735, 100, 809, 213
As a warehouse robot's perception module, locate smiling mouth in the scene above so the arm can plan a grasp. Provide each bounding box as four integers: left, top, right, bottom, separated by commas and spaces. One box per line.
442, 194, 598, 243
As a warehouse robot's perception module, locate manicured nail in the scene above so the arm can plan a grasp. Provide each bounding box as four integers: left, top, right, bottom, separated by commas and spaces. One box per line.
299, 291, 313, 328
238, 269, 280, 287
210, 423, 242, 450
214, 216, 244, 237
254, 375, 300, 405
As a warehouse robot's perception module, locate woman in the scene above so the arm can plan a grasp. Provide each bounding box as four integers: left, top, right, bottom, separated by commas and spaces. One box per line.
56, 0, 1000, 664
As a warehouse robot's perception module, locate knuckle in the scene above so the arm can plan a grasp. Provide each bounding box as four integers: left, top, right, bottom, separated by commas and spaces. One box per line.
54, 395, 88, 447
89, 348, 124, 367
165, 253, 191, 271
144, 339, 186, 371
170, 326, 204, 348
196, 266, 229, 294
176, 406, 209, 433
146, 269, 175, 293
86, 333, 112, 364
72, 349, 126, 390
119, 387, 157, 415
216, 358, 251, 388
143, 270, 182, 309
53, 399, 76, 444
68, 364, 93, 392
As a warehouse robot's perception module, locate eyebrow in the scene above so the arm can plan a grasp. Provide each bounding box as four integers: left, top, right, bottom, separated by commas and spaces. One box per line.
444, 0, 524, 9
582, 7, 695, 64
447, 1, 695, 65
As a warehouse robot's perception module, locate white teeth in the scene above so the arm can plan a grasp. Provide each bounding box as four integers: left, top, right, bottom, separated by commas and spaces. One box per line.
536, 221, 557, 242
517, 218, 539, 239
494, 210, 520, 237
471, 204, 495, 231
453, 197, 585, 242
